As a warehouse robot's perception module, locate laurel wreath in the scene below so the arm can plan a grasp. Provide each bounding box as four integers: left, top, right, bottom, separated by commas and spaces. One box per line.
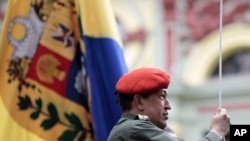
7, 58, 91, 141
18, 95, 90, 141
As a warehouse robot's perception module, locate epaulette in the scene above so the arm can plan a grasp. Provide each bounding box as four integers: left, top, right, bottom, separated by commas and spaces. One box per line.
137, 114, 149, 121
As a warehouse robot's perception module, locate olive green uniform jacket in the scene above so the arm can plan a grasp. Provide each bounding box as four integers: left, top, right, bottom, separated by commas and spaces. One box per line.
108, 114, 222, 141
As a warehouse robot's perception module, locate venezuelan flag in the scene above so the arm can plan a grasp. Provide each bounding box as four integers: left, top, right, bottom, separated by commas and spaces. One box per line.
0, 0, 96, 141
77, 0, 128, 140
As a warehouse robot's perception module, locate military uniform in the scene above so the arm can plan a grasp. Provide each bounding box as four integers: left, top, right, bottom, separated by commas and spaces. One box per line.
108, 114, 222, 141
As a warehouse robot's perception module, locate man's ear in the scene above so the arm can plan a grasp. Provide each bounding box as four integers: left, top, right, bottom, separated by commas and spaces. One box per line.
134, 95, 144, 111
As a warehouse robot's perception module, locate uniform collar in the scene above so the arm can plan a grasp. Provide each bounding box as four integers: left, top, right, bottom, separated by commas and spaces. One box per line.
121, 113, 138, 120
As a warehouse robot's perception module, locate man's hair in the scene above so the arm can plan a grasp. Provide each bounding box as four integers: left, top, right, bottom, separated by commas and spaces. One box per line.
117, 92, 152, 111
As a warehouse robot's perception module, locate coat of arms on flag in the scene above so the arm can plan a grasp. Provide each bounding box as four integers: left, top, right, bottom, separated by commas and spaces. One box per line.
0, 0, 93, 141
0, 0, 127, 141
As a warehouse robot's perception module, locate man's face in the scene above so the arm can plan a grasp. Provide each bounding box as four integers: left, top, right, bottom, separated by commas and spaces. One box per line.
140, 89, 171, 129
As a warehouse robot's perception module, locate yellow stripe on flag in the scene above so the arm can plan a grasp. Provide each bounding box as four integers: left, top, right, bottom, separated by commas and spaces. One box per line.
77, 0, 122, 47
0, 96, 44, 141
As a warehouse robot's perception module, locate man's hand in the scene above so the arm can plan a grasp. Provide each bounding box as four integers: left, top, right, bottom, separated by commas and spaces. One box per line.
210, 108, 230, 139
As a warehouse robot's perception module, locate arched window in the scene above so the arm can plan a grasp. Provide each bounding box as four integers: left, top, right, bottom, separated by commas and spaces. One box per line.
212, 50, 250, 77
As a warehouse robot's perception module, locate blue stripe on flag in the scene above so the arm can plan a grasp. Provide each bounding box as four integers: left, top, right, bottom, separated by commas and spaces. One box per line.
84, 36, 127, 141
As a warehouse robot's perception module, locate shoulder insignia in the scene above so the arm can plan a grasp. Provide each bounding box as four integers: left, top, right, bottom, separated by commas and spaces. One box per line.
137, 114, 149, 121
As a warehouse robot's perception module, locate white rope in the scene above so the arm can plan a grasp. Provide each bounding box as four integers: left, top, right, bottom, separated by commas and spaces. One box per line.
219, 2, 226, 141
219, 0, 223, 109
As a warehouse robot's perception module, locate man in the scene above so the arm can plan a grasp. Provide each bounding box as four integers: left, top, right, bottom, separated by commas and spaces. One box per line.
108, 67, 230, 141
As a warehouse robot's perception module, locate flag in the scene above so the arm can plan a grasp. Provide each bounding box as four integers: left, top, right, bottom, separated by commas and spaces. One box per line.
0, 0, 115, 141
76, 0, 128, 141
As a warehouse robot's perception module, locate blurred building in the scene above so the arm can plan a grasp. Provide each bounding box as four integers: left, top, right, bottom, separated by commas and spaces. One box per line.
1, 0, 250, 140
112, 0, 250, 140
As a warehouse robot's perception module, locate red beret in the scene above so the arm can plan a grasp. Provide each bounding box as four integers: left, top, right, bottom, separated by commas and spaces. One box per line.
116, 67, 171, 94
